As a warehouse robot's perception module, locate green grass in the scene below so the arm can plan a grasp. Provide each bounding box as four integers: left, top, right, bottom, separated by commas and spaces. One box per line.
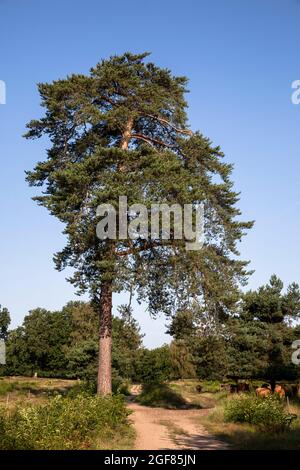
0, 379, 38, 396
169, 379, 227, 409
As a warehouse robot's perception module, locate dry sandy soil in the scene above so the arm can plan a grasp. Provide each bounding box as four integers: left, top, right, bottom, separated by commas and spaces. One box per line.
128, 402, 229, 450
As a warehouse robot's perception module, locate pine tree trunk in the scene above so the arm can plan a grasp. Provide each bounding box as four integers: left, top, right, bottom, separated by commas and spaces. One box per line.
97, 118, 132, 395
97, 280, 113, 395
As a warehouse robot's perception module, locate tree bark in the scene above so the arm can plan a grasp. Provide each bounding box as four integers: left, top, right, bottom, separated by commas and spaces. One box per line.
97, 280, 113, 395
120, 116, 133, 150
97, 118, 133, 395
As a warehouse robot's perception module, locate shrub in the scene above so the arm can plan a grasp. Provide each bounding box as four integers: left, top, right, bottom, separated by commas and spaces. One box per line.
134, 346, 172, 383
224, 394, 292, 433
66, 380, 96, 398
67, 375, 130, 398
136, 383, 187, 409
112, 375, 131, 395
0, 394, 131, 449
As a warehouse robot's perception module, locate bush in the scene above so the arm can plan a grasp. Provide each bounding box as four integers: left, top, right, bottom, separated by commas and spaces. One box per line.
0, 394, 131, 449
66, 380, 97, 398
224, 394, 292, 433
136, 383, 187, 409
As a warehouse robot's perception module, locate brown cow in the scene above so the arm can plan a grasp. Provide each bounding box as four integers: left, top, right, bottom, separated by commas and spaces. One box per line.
256, 387, 271, 397
255, 384, 285, 398
274, 385, 285, 398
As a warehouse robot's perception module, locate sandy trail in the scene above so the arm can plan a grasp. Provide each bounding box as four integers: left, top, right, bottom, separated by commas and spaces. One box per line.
128, 402, 229, 450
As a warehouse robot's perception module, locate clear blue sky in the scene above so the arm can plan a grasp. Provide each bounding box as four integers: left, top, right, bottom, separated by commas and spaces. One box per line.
0, 0, 299, 347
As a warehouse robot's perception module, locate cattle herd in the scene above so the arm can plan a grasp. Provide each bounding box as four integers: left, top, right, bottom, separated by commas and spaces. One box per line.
219, 382, 299, 398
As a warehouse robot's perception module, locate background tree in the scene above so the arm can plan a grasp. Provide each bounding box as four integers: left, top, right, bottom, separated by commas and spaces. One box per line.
25, 52, 252, 394
63, 301, 99, 379
112, 305, 143, 380
226, 275, 300, 387
4, 301, 143, 381
168, 307, 228, 380
225, 316, 269, 381
134, 345, 172, 384
22, 308, 71, 374
5, 327, 30, 375
169, 340, 197, 379
64, 302, 143, 380
0, 305, 10, 342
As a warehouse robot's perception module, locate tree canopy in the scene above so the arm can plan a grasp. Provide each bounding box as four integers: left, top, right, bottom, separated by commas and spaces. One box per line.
25, 52, 253, 393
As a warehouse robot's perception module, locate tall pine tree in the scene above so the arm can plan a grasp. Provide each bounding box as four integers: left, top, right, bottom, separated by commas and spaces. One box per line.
25, 53, 252, 394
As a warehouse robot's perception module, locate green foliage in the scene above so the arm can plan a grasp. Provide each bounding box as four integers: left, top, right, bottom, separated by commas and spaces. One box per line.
24, 52, 253, 392
136, 383, 187, 409
25, 51, 252, 322
167, 308, 228, 381
112, 306, 143, 379
193, 334, 227, 380
134, 345, 172, 383
227, 275, 300, 384
0, 394, 131, 449
167, 276, 300, 384
112, 374, 131, 395
0, 306, 10, 341
224, 394, 293, 433
5, 301, 143, 381
169, 340, 196, 379
200, 380, 222, 393
20, 308, 71, 373
0, 381, 14, 395
0, 380, 37, 396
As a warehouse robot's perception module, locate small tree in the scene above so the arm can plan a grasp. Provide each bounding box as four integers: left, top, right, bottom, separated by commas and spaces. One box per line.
25, 52, 252, 394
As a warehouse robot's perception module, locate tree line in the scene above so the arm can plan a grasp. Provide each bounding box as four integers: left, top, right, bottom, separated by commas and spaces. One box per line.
1, 274, 299, 388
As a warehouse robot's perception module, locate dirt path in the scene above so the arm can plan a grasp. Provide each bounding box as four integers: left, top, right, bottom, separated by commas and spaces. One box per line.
128, 402, 229, 450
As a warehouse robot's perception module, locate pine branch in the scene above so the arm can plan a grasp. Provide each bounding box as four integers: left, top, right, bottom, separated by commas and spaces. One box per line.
145, 114, 193, 136
130, 133, 177, 148
116, 240, 164, 257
